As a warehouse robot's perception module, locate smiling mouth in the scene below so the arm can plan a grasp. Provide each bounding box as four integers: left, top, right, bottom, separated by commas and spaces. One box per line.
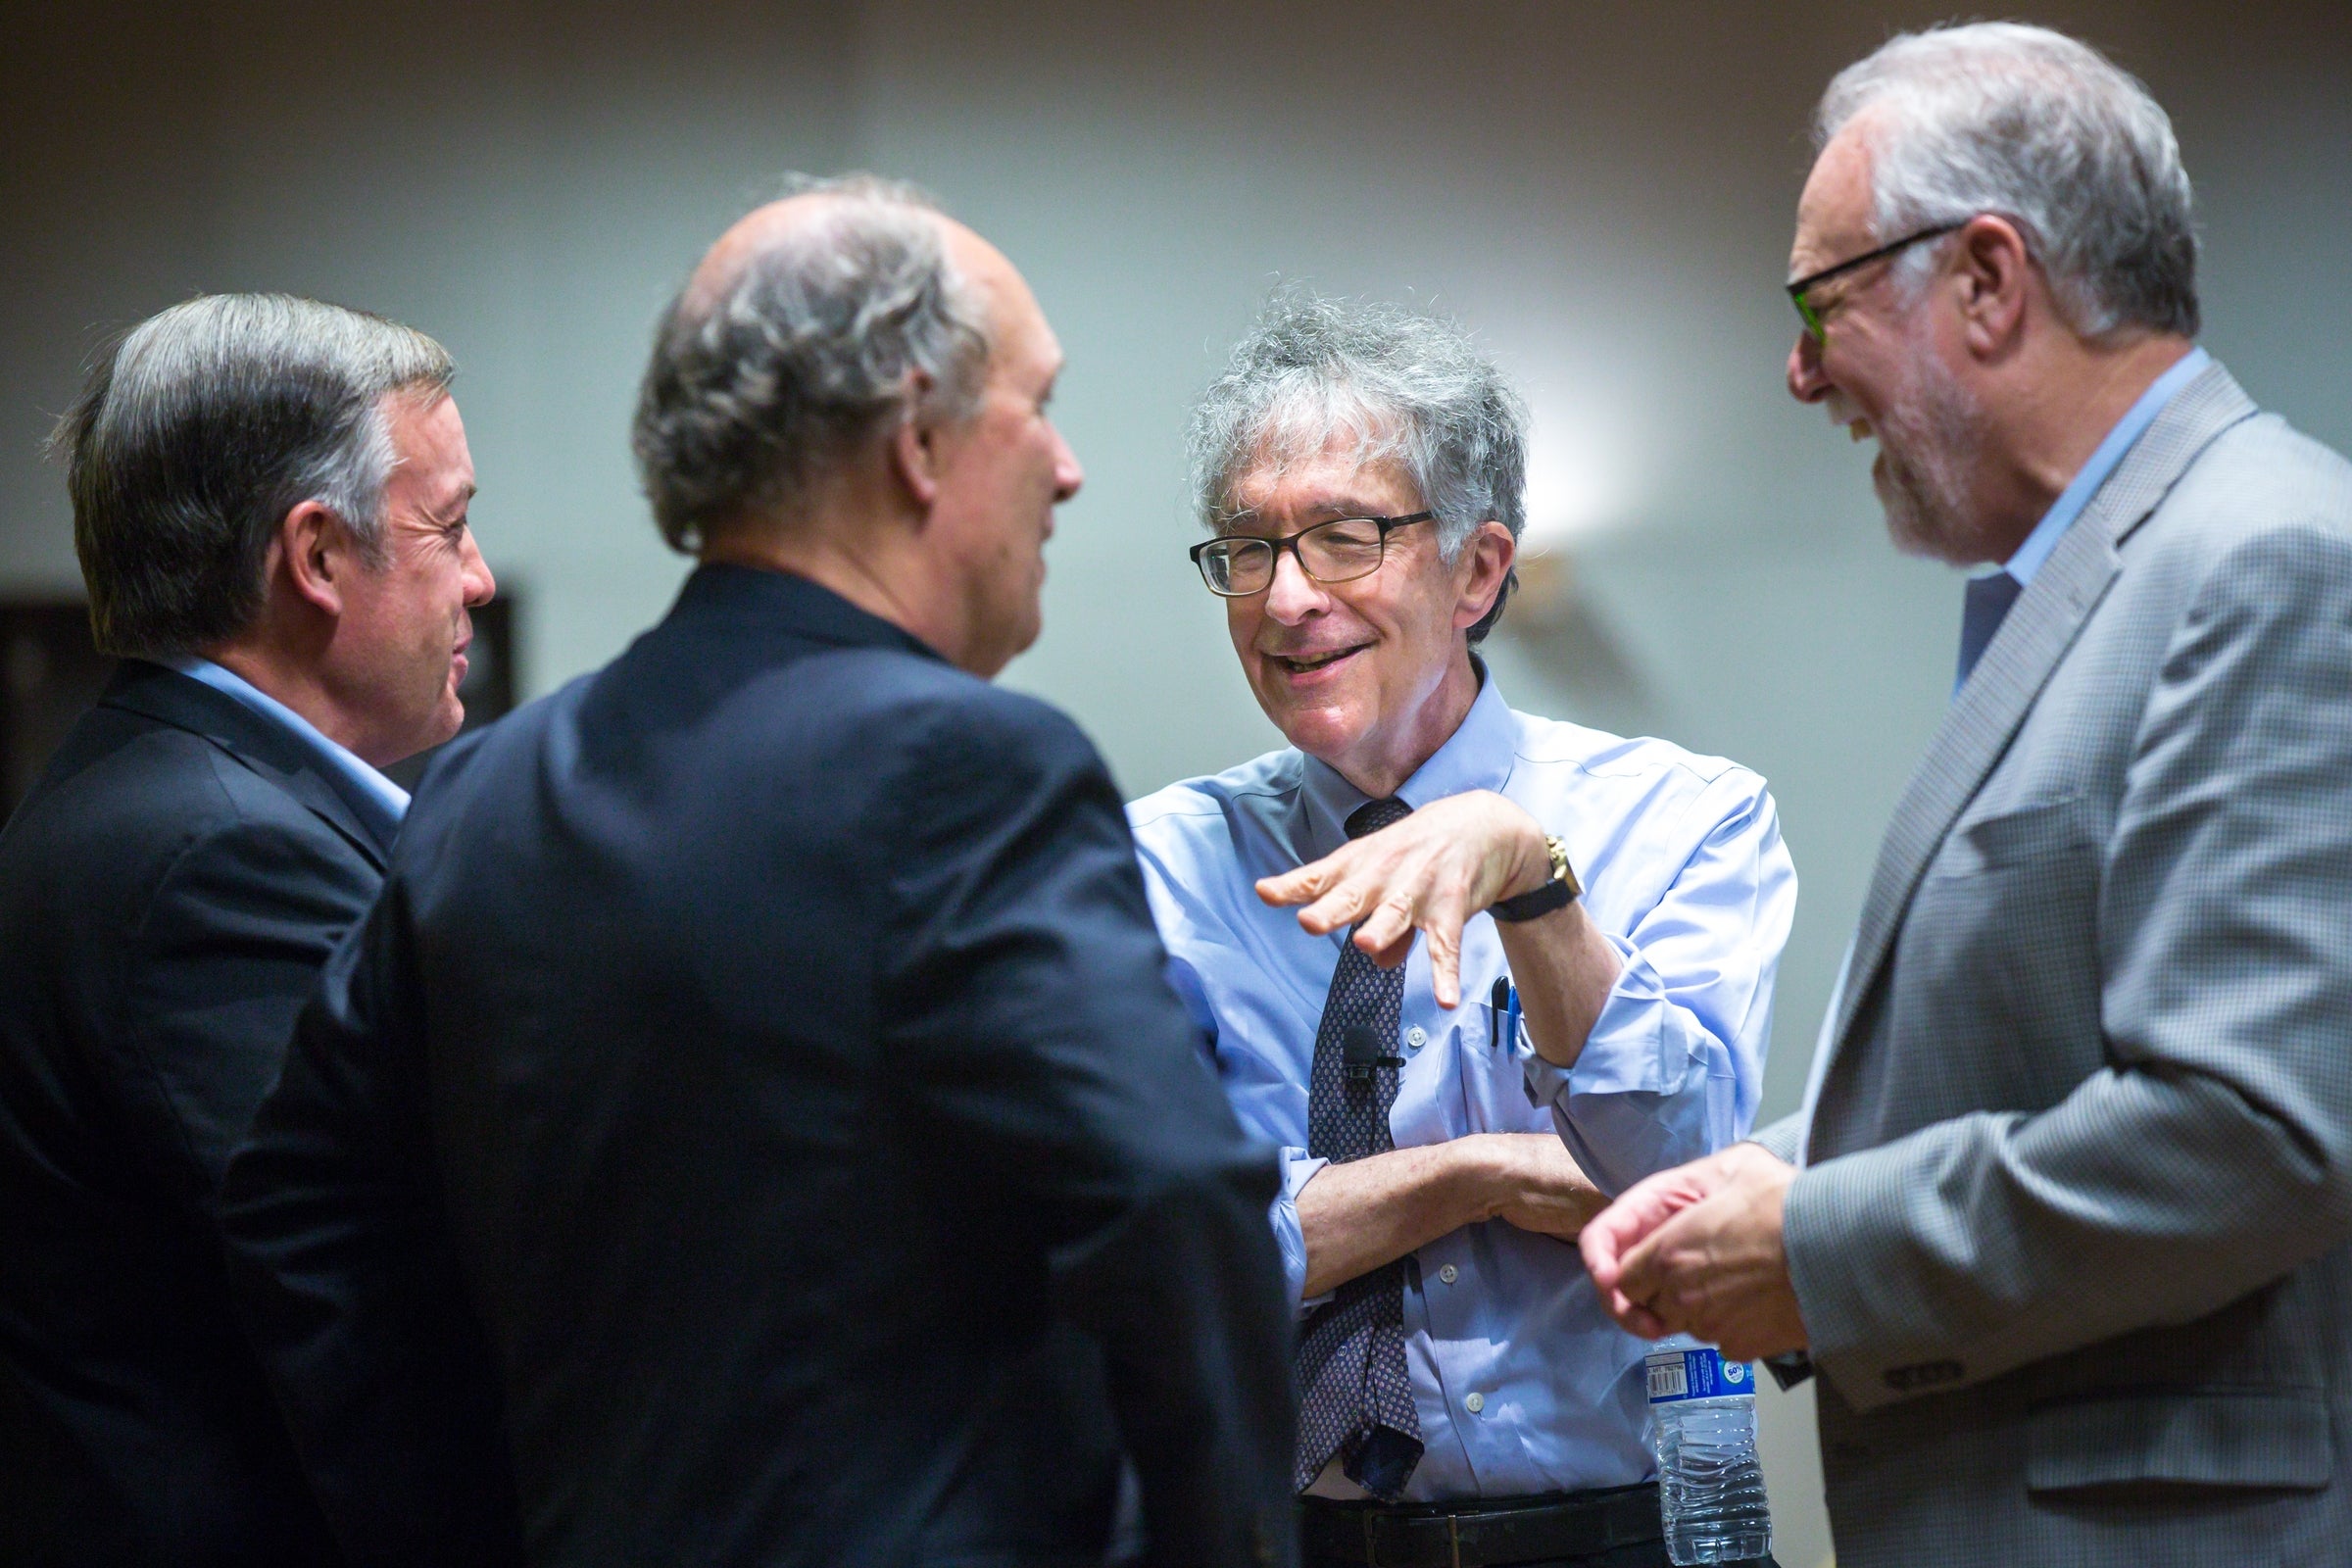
1825, 393, 1875, 444
1270, 644, 1369, 676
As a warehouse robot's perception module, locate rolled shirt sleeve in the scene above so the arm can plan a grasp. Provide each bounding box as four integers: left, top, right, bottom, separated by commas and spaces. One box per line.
1519, 774, 1797, 1196
1274, 1148, 1336, 1315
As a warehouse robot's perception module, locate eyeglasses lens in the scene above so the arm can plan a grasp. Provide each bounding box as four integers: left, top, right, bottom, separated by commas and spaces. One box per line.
1199, 539, 1268, 596
1298, 518, 1386, 582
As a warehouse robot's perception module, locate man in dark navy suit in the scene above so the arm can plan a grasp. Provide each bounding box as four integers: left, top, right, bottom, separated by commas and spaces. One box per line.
222, 177, 1297, 1568
0, 295, 503, 1565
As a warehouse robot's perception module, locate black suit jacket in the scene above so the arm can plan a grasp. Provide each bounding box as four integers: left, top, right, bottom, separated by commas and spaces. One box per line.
0, 661, 390, 1566
223, 564, 1298, 1568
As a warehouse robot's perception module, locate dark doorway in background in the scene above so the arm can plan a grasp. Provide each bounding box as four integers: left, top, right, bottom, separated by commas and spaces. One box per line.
0, 596, 519, 819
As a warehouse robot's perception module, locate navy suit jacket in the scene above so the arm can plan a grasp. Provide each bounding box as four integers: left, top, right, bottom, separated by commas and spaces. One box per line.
223, 564, 1298, 1567
0, 662, 389, 1566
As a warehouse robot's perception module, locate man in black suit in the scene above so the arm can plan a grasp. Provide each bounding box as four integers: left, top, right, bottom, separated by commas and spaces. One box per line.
0, 295, 500, 1564
221, 176, 1297, 1567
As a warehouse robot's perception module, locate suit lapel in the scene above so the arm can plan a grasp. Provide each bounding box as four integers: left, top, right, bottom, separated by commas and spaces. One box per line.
1822, 365, 2261, 1069
101, 662, 394, 870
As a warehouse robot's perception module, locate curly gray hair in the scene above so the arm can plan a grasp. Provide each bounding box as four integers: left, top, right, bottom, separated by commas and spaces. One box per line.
1818, 22, 2198, 338
631, 173, 992, 552
1187, 288, 1528, 643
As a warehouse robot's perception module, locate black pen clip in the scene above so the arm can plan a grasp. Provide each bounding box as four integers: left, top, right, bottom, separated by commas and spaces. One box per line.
1489, 977, 1512, 1051
1342, 1023, 1404, 1082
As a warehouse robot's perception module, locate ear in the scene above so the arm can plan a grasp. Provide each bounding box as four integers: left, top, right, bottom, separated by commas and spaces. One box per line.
278, 499, 358, 618
1452, 520, 1517, 633
886, 371, 946, 511
1952, 213, 2034, 359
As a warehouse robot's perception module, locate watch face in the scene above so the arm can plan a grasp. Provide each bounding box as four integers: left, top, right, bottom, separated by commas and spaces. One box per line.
1547, 836, 1583, 898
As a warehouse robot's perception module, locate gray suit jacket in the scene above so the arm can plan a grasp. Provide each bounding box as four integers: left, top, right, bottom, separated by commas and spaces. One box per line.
1757, 362, 2352, 1566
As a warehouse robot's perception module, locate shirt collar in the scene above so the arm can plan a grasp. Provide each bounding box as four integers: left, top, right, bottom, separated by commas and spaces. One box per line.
171, 657, 411, 838
1298, 657, 1516, 854
2002, 344, 2211, 587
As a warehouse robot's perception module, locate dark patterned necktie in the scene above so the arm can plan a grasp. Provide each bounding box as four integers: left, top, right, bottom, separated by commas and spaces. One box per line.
1293, 796, 1423, 1500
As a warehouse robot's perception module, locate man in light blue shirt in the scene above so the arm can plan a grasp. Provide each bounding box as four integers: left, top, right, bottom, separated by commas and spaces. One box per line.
1129, 291, 1795, 1563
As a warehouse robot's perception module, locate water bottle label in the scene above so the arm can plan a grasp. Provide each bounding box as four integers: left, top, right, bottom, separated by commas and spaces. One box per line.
1644, 1346, 1753, 1404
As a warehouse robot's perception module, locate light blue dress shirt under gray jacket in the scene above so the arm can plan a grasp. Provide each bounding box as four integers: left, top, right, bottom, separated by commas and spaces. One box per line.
1800, 344, 2214, 1156
1128, 672, 1796, 1499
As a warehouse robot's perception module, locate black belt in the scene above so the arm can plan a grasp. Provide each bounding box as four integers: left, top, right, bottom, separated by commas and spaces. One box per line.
1299, 1483, 1662, 1568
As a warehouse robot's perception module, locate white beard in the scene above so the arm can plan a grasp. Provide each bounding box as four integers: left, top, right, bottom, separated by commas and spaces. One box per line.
1871, 325, 1991, 564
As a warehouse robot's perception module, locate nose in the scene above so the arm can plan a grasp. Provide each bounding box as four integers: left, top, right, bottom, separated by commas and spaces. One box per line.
1261, 545, 1327, 625
1050, 422, 1083, 503
461, 530, 497, 608
1788, 329, 1832, 404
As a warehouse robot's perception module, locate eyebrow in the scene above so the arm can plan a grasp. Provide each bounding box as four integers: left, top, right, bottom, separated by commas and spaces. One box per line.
1227, 493, 1393, 529
425, 482, 478, 524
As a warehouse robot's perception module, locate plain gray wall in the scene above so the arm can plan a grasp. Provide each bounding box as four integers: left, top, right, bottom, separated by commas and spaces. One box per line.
7, 4, 2350, 1562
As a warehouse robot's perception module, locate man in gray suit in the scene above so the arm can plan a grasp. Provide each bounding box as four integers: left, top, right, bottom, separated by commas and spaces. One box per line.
1580, 23, 2352, 1566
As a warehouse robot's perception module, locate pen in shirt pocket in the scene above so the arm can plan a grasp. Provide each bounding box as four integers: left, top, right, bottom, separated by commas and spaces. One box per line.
1488, 976, 1521, 1052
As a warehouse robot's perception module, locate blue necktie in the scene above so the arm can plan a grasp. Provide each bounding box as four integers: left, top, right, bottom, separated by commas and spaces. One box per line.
1294, 796, 1423, 1501
1957, 570, 2024, 688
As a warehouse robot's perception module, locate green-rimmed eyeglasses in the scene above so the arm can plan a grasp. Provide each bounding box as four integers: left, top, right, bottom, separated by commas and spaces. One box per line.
1190, 512, 1435, 597
1787, 220, 1966, 341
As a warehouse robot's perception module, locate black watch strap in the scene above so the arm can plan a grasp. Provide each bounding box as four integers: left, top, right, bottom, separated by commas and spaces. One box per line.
1491, 834, 1580, 923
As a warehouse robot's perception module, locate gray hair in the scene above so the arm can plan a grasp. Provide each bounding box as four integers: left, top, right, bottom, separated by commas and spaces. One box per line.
47, 293, 453, 662
631, 173, 993, 552
1817, 23, 2198, 338
1188, 288, 1528, 643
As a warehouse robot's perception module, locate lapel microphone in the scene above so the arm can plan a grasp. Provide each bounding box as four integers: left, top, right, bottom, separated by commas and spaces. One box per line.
1343, 1023, 1405, 1082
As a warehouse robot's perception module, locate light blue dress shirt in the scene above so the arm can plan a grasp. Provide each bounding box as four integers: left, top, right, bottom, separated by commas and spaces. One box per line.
172, 657, 411, 841
1128, 671, 1797, 1499
1999, 346, 2210, 592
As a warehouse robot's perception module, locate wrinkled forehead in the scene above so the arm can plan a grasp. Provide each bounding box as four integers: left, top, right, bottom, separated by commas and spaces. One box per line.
1790, 117, 1884, 278
1220, 408, 1422, 525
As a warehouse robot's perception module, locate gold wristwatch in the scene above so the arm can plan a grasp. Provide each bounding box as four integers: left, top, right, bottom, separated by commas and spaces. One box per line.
1490, 834, 1581, 923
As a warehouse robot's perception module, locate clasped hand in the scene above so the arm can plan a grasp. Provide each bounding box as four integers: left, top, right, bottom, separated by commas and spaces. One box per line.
1254, 790, 1551, 1009
1578, 1142, 1809, 1362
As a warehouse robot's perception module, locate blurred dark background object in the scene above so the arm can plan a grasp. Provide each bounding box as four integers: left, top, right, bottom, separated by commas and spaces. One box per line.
0, 596, 518, 817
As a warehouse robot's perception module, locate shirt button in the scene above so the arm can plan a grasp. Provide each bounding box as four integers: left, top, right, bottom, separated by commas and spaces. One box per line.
1404, 1026, 1428, 1051
1439, 1264, 1458, 1285
1464, 1392, 1486, 1414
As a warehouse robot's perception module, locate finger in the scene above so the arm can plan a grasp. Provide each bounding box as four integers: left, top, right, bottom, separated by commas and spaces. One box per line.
1613, 1295, 1671, 1340
1580, 1198, 1654, 1288
1424, 906, 1466, 1009
1254, 859, 1337, 909
1613, 1221, 1684, 1304
1297, 881, 1372, 937
1585, 1168, 1697, 1256
1352, 895, 1415, 958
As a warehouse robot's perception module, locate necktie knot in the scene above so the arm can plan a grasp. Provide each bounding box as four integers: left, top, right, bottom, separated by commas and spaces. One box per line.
1347, 797, 1410, 841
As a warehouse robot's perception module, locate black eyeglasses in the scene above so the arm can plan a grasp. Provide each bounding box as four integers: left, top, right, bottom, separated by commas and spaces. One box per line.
1190, 512, 1435, 597
1787, 220, 1967, 342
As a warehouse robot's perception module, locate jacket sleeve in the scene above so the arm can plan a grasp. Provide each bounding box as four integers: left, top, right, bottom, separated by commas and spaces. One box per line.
878, 689, 1298, 1568
218, 870, 524, 1566
112, 813, 379, 1213
1787, 522, 2352, 1410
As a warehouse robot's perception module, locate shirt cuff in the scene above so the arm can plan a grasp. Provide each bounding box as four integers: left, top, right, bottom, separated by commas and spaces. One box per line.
1275, 1146, 1333, 1315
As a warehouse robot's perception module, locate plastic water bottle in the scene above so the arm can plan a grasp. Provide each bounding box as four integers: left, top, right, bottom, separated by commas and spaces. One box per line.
1645, 1338, 1772, 1564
